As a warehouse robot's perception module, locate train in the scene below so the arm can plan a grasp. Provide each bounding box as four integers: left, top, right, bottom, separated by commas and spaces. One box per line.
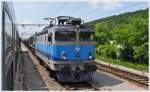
2, 2, 22, 90
28, 16, 97, 82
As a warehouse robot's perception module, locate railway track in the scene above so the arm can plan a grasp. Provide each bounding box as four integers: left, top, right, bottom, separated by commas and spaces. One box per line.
24, 44, 100, 90
96, 62, 149, 87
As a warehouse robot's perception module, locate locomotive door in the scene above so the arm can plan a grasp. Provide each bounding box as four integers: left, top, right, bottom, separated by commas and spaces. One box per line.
47, 32, 52, 59
75, 28, 80, 60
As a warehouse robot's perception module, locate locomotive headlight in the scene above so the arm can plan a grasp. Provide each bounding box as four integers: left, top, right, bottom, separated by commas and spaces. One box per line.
88, 52, 92, 59
61, 51, 67, 60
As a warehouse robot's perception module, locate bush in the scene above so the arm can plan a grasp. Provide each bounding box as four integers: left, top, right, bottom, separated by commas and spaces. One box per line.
133, 42, 148, 64
97, 44, 117, 59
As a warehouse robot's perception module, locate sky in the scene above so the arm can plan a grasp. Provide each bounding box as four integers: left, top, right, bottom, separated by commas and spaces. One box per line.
12, 0, 149, 39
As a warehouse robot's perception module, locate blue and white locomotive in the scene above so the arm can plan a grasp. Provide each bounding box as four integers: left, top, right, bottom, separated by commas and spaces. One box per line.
34, 16, 97, 82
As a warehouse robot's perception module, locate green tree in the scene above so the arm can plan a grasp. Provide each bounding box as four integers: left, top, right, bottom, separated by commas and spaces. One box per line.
95, 22, 112, 44
97, 44, 118, 59
134, 42, 148, 64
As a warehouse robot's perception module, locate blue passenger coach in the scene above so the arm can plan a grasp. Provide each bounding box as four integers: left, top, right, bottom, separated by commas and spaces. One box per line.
35, 16, 97, 82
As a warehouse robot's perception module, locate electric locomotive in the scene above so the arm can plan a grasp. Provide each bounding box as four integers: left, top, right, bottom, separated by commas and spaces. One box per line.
35, 16, 97, 82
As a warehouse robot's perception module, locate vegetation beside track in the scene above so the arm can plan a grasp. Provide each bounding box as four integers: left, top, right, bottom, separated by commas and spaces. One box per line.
96, 54, 148, 72
86, 9, 148, 71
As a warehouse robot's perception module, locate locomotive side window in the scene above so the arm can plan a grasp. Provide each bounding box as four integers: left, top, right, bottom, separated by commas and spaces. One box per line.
79, 32, 95, 41
55, 31, 76, 41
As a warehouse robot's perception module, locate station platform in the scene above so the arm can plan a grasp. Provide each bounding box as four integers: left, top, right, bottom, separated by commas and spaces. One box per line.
20, 43, 48, 90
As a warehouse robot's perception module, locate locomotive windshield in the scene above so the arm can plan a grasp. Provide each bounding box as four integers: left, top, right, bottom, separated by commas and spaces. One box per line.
79, 32, 95, 42
55, 31, 76, 41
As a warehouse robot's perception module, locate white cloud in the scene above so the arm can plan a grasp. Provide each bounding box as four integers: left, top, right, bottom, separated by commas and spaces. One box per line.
89, 0, 148, 10
90, 0, 123, 10
101, 1, 122, 10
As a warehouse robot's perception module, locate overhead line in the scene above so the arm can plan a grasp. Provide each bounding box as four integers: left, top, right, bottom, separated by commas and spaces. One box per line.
83, 2, 143, 21
48, 1, 60, 16
52, 0, 70, 17
16, 24, 49, 26
99, 2, 143, 18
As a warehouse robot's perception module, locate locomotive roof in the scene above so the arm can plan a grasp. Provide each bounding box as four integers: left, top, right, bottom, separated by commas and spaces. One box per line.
57, 16, 82, 25
35, 24, 94, 36
53, 25, 94, 32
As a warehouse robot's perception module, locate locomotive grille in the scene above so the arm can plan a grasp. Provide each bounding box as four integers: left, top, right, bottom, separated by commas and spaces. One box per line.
84, 64, 97, 71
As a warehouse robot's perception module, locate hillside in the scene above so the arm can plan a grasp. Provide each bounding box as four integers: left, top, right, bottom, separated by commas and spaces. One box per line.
86, 9, 148, 27
86, 9, 149, 71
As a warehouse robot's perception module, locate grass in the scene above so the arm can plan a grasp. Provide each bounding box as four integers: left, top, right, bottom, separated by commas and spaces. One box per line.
96, 54, 148, 73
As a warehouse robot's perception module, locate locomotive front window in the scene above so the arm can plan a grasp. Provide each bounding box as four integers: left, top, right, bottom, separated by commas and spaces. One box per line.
79, 32, 95, 41
55, 31, 76, 41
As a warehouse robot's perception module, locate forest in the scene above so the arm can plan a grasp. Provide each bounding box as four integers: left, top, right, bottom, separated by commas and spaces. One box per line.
86, 9, 148, 71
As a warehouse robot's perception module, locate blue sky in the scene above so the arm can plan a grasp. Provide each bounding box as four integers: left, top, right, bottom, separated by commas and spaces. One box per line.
12, 0, 149, 39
